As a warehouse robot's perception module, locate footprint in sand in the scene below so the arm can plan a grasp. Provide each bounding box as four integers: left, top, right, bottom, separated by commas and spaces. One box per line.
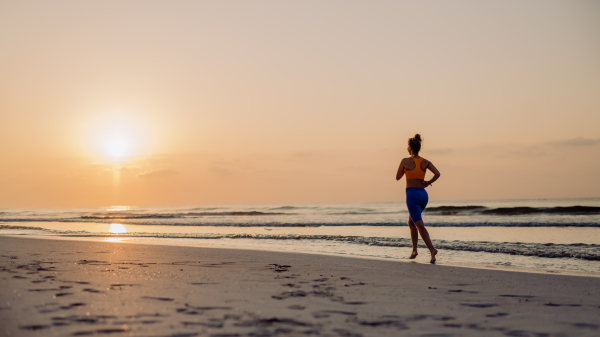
571, 323, 599, 329
499, 294, 535, 298
344, 282, 366, 287
448, 289, 479, 294
125, 313, 168, 319
52, 314, 117, 324
110, 284, 138, 289
141, 296, 174, 301
460, 303, 497, 308
19, 325, 51, 331
267, 264, 291, 272
175, 306, 232, 315
72, 328, 128, 336
320, 310, 356, 316
36, 302, 85, 313
190, 282, 218, 285
357, 319, 408, 330
544, 302, 581, 307
181, 321, 224, 328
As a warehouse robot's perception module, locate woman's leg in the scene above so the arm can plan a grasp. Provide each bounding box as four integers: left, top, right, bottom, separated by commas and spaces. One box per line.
406, 188, 426, 259
408, 216, 419, 259
414, 220, 437, 264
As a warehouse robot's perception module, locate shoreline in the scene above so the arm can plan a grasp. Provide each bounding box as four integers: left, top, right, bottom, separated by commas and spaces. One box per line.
3, 234, 600, 279
2, 236, 600, 336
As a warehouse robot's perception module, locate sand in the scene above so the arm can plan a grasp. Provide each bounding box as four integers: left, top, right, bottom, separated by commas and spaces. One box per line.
1, 236, 599, 337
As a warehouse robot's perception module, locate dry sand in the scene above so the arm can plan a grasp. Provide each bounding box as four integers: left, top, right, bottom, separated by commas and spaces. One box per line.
1, 236, 599, 337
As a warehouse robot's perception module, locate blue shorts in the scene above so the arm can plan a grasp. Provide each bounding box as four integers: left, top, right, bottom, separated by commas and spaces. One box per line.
406, 188, 428, 223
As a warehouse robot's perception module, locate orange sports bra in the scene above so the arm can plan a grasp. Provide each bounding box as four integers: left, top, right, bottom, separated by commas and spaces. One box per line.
405, 157, 426, 180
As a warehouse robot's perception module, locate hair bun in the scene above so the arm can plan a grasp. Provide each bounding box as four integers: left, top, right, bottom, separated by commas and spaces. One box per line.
408, 134, 423, 154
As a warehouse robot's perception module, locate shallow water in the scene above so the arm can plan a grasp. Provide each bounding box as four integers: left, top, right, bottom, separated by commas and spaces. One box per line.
2, 198, 600, 275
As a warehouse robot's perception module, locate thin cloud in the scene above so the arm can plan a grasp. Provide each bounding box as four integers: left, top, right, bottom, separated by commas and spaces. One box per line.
546, 137, 600, 147
137, 169, 178, 179
119, 166, 140, 172
509, 148, 546, 158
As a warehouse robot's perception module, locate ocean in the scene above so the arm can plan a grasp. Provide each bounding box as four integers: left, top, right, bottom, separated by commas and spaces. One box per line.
1, 198, 599, 275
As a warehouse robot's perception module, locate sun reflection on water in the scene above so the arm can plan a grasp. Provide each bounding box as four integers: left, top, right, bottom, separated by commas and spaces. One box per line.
106, 206, 130, 212
109, 224, 128, 234
105, 237, 129, 242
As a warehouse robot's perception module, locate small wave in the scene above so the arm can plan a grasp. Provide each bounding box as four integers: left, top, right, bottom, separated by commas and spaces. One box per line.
481, 206, 600, 216
425, 205, 600, 216
81, 212, 178, 219
1, 218, 600, 227
327, 211, 398, 215
186, 207, 221, 211
2, 223, 599, 261
27, 232, 600, 261
268, 206, 303, 211
0, 224, 48, 231
80, 211, 288, 219
425, 206, 486, 215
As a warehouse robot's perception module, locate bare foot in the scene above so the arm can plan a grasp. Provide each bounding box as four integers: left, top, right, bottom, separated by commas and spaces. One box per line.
430, 249, 438, 264
409, 251, 418, 259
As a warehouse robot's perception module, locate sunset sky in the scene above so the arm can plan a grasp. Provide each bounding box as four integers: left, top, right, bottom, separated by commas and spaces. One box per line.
1, 1, 599, 207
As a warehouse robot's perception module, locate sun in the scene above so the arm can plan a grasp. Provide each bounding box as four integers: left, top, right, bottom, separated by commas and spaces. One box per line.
84, 112, 152, 162
107, 134, 131, 160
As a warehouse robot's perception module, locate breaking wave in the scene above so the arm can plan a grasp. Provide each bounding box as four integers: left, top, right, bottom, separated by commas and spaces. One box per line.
1, 219, 600, 227
1, 202, 599, 227
2, 224, 597, 262
80, 211, 286, 219
425, 205, 600, 216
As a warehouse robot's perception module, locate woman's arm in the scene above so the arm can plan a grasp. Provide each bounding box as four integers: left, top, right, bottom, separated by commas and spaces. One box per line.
424, 161, 440, 187
396, 159, 405, 181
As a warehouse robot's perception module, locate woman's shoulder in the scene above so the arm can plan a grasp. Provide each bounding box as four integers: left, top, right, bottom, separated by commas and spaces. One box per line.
404, 156, 427, 162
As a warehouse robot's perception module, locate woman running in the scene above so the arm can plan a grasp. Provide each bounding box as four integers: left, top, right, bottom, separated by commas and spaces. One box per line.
396, 134, 441, 264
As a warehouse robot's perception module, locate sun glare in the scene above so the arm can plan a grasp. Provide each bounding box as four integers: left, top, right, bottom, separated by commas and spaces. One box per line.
105, 237, 129, 242
109, 224, 128, 234
107, 136, 129, 160
84, 112, 152, 162
106, 206, 130, 212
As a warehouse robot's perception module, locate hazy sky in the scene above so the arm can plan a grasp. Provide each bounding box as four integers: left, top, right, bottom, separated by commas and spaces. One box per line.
1, 1, 599, 207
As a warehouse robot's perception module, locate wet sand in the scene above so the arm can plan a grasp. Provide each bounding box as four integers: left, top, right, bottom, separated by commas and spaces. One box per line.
1, 236, 599, 337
